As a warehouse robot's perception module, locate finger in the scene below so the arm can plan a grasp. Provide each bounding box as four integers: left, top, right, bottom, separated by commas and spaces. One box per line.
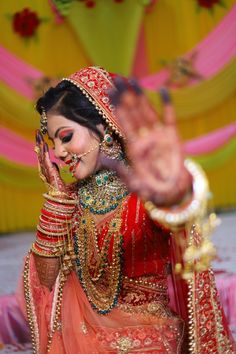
100, 153, 147, 196
99, 153, 135, 189
113, 78, 159, 136
43, 143, 61, 179
109, 76, 127, 105
41, 142, 54, 181
35, 131, 45, 171
37, 130, 46, 164
118, 91, 144, 130
129, 78, 143, 95
35, 130, 41, 145
137, 95, 159, 128
129, 79, 159, 127
52, 162, 60, 173
99, 153, 129, 180
112, 77, 144, 131
110, 78, 157, 139
37, 130, 45, 144
159, 88, 176, 126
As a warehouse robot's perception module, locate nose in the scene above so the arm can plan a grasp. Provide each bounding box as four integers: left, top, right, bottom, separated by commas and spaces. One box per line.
53, 141, 68, 160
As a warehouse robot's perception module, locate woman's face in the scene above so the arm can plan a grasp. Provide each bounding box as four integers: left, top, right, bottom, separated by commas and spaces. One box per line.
47, 114, 104, 180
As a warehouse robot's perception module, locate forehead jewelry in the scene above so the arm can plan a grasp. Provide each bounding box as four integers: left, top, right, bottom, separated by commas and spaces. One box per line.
40, 108, 47, 135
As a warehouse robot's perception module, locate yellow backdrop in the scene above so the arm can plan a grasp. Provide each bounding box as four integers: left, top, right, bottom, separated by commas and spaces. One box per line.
0, 0, 236, 232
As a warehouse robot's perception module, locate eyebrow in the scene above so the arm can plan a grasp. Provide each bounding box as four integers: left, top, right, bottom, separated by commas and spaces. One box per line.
54, 126, 70, 138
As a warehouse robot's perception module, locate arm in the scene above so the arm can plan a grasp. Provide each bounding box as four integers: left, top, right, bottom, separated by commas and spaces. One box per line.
33, 255, 60, 290
106, 80, 216, 278
31, 130, 77, 290
31, 193, 76, 290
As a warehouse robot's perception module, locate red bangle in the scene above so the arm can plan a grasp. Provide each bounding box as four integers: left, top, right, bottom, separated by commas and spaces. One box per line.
37, 231, 66, 242
42, 208, 73, 220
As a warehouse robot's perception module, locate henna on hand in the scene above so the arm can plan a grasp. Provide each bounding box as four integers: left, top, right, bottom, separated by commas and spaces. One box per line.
35, 130, 74, 197
107, 79, 192, 207
33, 254, 60, 290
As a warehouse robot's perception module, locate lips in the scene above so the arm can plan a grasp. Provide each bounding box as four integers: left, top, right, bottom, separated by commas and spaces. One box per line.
65, 159, 72, 165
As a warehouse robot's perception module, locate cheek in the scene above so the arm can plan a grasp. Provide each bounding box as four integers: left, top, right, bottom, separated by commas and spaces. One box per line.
69, 137, 87, 154
84, 148, 100, 165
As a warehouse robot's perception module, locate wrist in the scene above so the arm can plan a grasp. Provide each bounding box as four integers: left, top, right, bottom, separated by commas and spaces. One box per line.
31, 193, 77, 258
145, 159, 209, 230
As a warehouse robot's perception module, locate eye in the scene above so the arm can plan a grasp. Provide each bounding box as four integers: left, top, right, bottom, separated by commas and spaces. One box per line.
61, 132, 73, 143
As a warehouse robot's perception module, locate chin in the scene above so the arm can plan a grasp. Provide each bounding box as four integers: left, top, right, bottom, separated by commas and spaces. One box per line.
73, 165, 96, 181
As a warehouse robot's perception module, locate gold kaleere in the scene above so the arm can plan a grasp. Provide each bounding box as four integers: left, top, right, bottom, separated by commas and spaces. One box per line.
175, 214, 219, 280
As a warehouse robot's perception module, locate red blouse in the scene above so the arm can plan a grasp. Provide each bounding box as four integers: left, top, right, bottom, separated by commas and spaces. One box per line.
96, 194, 171, 279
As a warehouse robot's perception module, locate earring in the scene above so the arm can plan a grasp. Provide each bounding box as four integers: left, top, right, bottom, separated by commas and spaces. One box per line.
100, 128, 123, 160
104, 130, 113, 146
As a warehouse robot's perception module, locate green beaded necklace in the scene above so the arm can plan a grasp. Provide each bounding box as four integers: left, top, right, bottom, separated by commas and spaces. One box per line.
77, 170, 129, 214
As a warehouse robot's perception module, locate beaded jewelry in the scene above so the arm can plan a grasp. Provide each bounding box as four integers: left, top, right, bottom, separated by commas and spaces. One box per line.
100, 128, 124, 161
40, 108, 47, 135
77, 169, 129, 214
74, 201, 126, 314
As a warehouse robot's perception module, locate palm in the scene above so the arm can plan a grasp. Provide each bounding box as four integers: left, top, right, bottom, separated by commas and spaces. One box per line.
35, 130, 70, 194
107, 81, 191, 206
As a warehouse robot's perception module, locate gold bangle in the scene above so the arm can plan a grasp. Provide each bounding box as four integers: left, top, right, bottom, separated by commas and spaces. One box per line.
39, 215, 72, 224
44, 203, 75, 215
43, 193, 77, 205
37, 224, 71, 236
38, 221, 69, 232
144, 159, 209, 229
38, 223, 69, 234
43, 206, 74, 218
39, 216, 71, 226
31, 243, 64, 258
39, 216, 70, 227
35, 239, 65, 248
45, 200, 75, 212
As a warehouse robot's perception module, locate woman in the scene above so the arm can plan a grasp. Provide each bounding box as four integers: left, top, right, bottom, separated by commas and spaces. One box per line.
22, 66, 235, 353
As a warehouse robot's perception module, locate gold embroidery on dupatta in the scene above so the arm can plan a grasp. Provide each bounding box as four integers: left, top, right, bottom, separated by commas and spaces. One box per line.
187, 269, 235, 353
187, 227, 235, 353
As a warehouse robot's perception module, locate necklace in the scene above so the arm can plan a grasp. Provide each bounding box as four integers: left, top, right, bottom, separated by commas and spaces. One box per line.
77, 170, 129, 214
74, 201, 126, 314
74, 170, 129, 313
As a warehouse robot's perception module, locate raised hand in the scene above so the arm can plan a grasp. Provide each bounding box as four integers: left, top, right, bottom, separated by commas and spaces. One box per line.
105, 79, 192, 207
35, 130, 73, 197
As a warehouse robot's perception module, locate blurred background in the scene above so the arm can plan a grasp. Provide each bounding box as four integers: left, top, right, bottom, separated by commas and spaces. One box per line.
0, 0, 236, 232
0, 0, 236, 351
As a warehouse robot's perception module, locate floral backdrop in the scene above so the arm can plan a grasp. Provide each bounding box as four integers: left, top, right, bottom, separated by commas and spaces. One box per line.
0, 0, 236, 232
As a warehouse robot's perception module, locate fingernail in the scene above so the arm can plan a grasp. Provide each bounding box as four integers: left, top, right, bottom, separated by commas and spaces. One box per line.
38, 131, 43, 143
35, 131, 40, 144
129, 78, 143, 95
108, 90, 120, 106
159, 87, 171, 104
113, 77, 127, 93
43, 143, 48, 153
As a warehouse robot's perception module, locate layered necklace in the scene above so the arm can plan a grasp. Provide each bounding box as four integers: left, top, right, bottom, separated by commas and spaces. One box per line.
77, 169, 129, 214
74, 170, 129, 314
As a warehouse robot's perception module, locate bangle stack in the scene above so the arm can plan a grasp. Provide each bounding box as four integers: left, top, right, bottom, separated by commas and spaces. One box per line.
31, 193, 77, 276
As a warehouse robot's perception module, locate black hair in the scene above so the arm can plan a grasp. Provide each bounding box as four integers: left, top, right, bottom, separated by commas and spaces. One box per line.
36, 80, 104, 139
